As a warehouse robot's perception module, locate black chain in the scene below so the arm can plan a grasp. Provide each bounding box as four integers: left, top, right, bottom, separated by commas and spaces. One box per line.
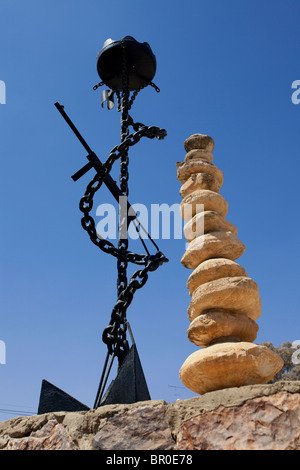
93, 80, 104, 90
102, 251, 167, 363
79, 122, 167, 265
117, 47, 130, 296
79, 122, 168, 364
82, 44, 168, 366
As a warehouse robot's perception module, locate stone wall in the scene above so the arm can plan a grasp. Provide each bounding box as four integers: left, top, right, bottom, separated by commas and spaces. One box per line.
0, 381, 299, 451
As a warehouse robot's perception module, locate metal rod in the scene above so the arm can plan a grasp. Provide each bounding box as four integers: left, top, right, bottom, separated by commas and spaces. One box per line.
55, 102, 123, 202
94, 352, 116, 408
55, 102, 93, 154
132, 219, 150, 256
71, 161, 93, 181
93, 350, 110, 409
55, 101, 160, 253
54, 101, 137, 226
134, 218, 160, 251
126, 321, 135, 345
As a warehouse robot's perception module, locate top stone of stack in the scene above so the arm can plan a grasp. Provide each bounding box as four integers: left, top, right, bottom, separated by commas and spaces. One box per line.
184, 134, 215, 153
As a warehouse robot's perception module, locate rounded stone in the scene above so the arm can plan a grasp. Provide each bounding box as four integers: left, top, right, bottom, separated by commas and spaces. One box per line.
187, 276, 261, 321
184, 134, 215, 153
179, 342, 284, 395
180, 173, 221, 197
186, 258, 247, 295
180, 190, 228, 222
176, 160, 223, 186
187, 310, 259, 347
181, 231, 246, 270
185, 149, 213, 163
184, 211, 238, 243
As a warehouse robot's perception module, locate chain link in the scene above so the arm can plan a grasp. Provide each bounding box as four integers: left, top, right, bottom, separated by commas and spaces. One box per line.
79, 124, 167, 263
117, 47, 130, 296
102, 251, 167, 362
78, 110, 167, 363
83, 45, 168, 364
93, 81, 104, 90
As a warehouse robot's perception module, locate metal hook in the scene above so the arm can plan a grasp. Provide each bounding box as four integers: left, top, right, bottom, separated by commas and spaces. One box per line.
101, 89, 115, 110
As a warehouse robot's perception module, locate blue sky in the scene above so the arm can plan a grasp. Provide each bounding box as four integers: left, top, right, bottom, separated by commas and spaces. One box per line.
0, 0, 299, 421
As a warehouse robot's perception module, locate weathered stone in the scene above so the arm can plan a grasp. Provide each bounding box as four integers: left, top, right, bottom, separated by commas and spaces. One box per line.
167, 382, 300, 431
176, 160, 223, 187
166, 382, 300, 442
175, 391, 299, 450
181, 231, 246, 270
186, 258, 247, 295
0, 400, 168, 451
92, 404, 174, 451
184, 149, 213, 163
183, 211, 238, 243
187, 310, 259, 347
179, 173, 221, 196
187, 276, 261, 321
179, 342, 284, 395
180, 190, 228, 221
1, 382, 300, 450
184, 134, 214, 153
3, 419, 75, 450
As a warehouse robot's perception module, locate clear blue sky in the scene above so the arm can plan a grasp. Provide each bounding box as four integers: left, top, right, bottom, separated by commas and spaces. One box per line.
0, 0, 299, 421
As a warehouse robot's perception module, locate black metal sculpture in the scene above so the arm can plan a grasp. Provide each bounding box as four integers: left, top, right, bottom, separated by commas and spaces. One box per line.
38, 36, 168, 413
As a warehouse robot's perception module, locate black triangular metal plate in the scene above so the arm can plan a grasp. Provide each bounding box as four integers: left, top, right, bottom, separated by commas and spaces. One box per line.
99, 344, 151, 406
37, 379, 89, 414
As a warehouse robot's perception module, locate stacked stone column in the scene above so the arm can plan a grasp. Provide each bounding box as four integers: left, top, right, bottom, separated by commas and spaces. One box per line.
177, 134, 283, 395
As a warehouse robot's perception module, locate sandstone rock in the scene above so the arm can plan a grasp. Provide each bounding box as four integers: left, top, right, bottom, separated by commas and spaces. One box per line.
92, 404, 174, 451
175, 391, 300, 450
1, 382, 299, 450
187, 310, 259, 347
183, 211, 238, 243
176, 160, 223, 187
184, 149, 213, 163
179, 342, 284, 395
184, 134, 214, 153
0, 400, 172, 451
3, 419, 75, 450
187, 276, 261, 321
180, 190, 228, 221
166, 381, 300, 433
177, 132, 283, 397
186, 258, 247, 295
179, 173, 221, 197
181, 231, 246, 270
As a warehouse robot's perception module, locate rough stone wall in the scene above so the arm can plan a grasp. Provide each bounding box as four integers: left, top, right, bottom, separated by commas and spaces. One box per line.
0, 381, 299, 451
